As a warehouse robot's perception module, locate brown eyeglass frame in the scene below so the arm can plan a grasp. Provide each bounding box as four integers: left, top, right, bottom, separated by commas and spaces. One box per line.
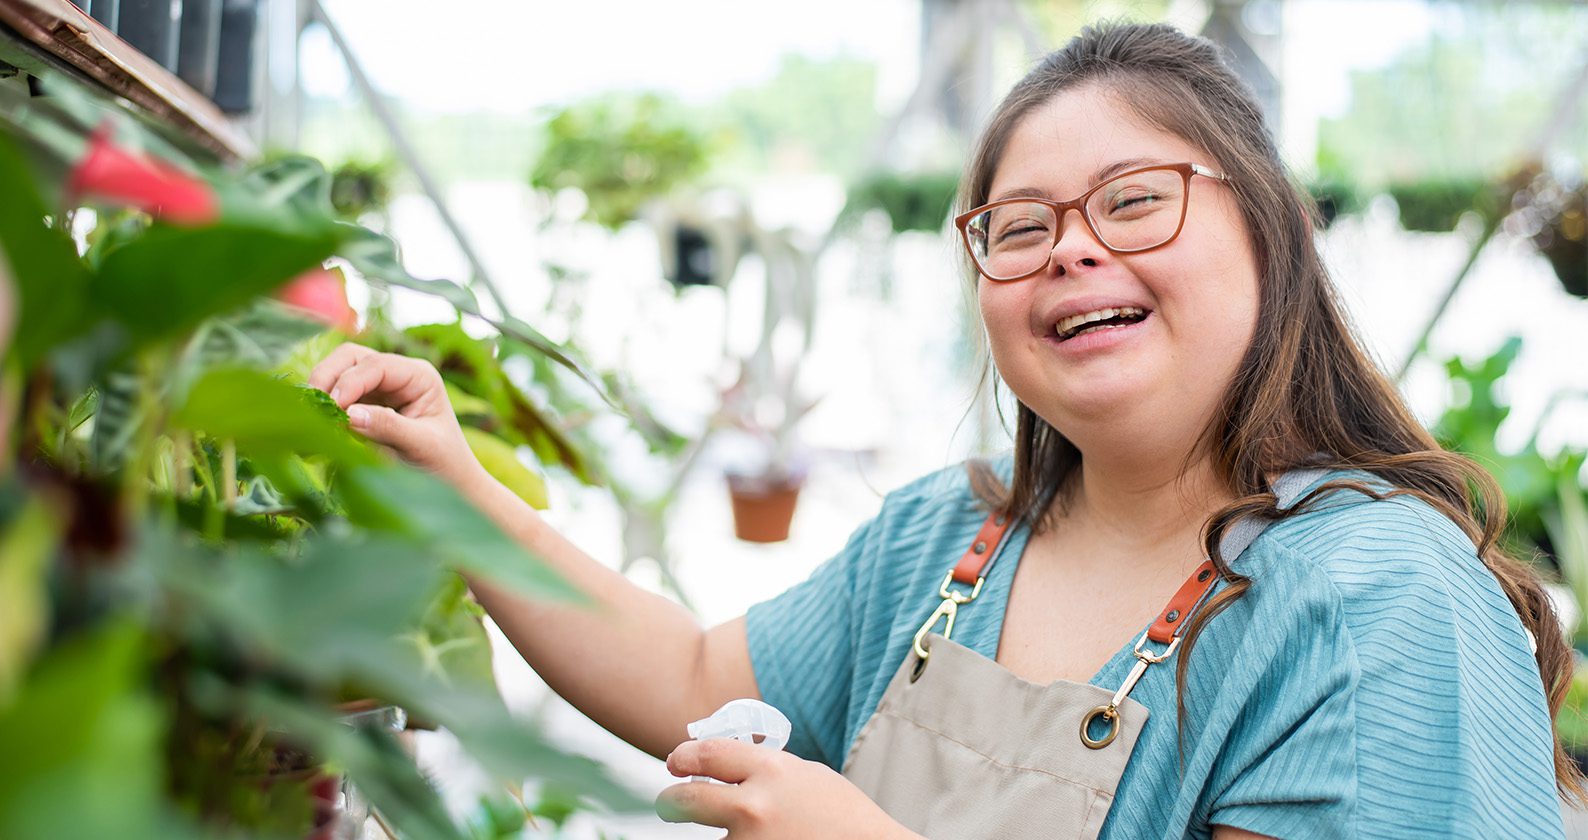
954, 162, 1230, 283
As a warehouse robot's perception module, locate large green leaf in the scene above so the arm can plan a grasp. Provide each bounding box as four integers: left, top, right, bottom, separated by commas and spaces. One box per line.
0, 493, 61, 700
410, 574, 496, 691
155, 535, 445, 684
463, 427, 548, 510
90, 219, 344, 347
0, 130, 92, 368
231, 685, 470, 840
171, 368, 375, 468
338, 463, 579, 602
193, 301, 330, 372
346, 653, 646, 815
0, 623, 192, 840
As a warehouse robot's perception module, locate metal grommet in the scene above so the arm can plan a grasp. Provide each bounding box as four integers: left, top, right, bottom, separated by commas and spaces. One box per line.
973, 541, 987, 554
1197, 569, 1212, 582
1080, 705, 1120, 750
995, 515, 1007, 526
1165, 609, 1180, 623
910, 647, 930, 683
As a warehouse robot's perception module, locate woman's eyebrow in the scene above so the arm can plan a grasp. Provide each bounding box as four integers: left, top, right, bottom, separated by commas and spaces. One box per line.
988, 186, 1050, 202
987, 158, 1172, 203
1092, 157, 1168, 183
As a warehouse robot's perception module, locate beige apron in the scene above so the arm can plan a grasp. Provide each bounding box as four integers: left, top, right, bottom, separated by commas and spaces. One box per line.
841, 471, 1323, 840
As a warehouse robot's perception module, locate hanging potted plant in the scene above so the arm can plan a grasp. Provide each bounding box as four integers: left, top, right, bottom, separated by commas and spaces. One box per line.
716, 362, 818, 543
1525, 177, 1586, 299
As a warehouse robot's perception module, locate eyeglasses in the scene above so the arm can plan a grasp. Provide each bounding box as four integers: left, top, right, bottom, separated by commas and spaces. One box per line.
955, 162, 1230, 283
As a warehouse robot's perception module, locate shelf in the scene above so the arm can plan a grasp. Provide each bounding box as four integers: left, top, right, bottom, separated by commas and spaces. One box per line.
0, 0, 252, 161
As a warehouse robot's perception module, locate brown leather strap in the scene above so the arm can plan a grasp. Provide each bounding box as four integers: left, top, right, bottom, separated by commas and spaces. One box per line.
950, 513, 1014, 586
945, 515, 1220, 644
1145, 560, 1218, 645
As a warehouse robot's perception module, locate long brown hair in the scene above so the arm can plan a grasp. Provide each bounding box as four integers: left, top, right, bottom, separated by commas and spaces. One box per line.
961, 21, 1584, 799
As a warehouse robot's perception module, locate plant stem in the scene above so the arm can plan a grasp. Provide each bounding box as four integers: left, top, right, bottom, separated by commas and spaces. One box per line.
222, 440, 237, 510
172, 430, 192, 498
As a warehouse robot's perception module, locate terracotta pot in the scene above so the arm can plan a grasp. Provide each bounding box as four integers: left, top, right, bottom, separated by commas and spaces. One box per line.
726, 473, 803, 543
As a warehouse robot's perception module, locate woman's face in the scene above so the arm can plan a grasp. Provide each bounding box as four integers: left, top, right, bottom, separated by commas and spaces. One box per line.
978, 85, 1261, 451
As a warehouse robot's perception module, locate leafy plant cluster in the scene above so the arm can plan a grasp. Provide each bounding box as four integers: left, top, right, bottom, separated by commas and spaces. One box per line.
1431, 337, 1588, 638
0, 72, 642, 838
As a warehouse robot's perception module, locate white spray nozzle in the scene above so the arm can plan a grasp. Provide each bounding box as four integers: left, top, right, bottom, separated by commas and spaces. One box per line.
685, 699, 791, 783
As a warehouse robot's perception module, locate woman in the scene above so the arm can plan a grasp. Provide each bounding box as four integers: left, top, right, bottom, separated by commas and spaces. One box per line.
310, 22, 1576, 839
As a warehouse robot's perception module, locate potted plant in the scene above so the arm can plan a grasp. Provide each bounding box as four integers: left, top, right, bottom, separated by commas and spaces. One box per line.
842, 169, 961, 234
1386, 176, 1504, 233
528, 91, 712, 231
1516, 174, 1588, 299
0, 72, 641, 838
716, 362, 818, 543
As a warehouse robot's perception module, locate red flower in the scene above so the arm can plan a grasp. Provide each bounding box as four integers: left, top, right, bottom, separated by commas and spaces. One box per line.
66, 124, 219, 224
276, 266, 358, 333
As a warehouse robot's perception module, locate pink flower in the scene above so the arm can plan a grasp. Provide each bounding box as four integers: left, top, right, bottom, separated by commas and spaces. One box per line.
276, 266, 358, 333
66, 125, 219, 224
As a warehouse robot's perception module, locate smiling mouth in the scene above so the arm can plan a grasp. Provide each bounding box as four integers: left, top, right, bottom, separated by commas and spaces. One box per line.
1053, 307, 1151, 341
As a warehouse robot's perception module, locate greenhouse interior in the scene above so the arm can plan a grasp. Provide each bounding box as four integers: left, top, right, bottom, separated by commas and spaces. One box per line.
1, 0, 1587, 837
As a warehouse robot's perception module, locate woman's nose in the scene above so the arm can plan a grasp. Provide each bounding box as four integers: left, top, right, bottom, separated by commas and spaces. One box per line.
1046, 207, 1106, 275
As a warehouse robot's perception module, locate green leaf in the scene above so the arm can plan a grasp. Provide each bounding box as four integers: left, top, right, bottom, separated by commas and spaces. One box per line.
171, 368, 375, 468
410, 574, 496, 692
345, 653, 647, 816
338, 463, 579, 602
240, 155, 335, 218
90, 219, 344, 347
341, 228, 614, 407
463, 427, 548, 510
0, 622, 187, 840
0, 493, 61, 700
66, 387, 100, 433
0, 130, 93, 368
194, 301, 331, 372
236, 686, 470, 840
1547, 464, 1588, 642
89, 368, 141, 472
154, 535, 445, 684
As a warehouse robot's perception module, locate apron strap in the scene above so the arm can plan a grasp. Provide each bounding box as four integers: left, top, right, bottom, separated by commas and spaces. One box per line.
949, 512, 1014, 587
1143, 467, 1330, 644
917, 468, 1332, 664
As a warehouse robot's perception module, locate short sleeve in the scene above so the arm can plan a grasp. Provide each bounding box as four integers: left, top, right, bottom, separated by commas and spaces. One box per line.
1203, 588, 1357, 838
1206, 511, 1565, 840
744, 516, 875, 766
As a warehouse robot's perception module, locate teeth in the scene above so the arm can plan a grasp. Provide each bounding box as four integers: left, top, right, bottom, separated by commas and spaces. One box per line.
1055, 307, 1145, 336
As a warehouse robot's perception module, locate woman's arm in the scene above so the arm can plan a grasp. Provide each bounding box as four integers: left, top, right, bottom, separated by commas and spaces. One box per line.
454, 460, 760, 759
310, 343, 759, 759
1212, 828, 1274, 840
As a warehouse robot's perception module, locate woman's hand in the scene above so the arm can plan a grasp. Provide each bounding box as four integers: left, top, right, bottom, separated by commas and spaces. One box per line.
308, 343, 483, 489
657, 739, 922, 840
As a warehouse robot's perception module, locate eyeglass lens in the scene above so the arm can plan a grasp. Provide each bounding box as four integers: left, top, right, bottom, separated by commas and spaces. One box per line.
967, 168, 1189, 280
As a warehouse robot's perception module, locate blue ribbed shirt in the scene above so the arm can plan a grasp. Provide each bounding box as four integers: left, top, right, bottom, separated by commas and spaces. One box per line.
745, 460, 1565, 839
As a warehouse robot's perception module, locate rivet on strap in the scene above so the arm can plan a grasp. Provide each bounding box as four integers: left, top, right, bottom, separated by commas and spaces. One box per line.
1146, 560, 1219, 645
949, 513, 1014, 586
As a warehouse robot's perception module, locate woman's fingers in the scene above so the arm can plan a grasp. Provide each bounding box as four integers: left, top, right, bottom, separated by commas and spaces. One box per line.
307, 342, 376, 394
666, 738, 765, 784
346, 403, 415, 448
327, 354, 436, 414
655, 779, 750, 829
